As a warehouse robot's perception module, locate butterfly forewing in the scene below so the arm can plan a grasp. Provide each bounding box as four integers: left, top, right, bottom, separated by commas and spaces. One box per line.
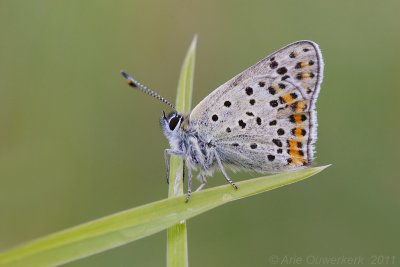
189, 40, 323, 173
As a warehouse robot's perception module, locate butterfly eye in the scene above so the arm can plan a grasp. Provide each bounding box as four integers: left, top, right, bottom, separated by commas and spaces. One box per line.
168, 116, 181, 131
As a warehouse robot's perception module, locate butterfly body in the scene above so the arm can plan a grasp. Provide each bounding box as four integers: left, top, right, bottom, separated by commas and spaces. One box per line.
161, 112, 217, 179
123, 40, 324, 202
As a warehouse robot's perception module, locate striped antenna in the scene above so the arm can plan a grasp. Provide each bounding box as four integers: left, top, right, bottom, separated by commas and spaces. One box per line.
121, 70, 176, 111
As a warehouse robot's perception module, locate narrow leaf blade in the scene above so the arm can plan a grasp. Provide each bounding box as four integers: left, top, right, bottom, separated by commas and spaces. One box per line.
0, 166, 329, 267
167, 35, 197, 267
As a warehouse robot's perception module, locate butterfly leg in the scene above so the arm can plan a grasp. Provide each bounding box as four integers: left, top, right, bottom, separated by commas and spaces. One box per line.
214, 150, 238, 189
164, 149, 185, 184
195, 174, 207, 192
185, 164, 192, 203
182, 160, 185, 182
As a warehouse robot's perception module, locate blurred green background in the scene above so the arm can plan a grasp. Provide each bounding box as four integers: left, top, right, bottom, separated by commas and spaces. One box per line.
1, 1, 399, 266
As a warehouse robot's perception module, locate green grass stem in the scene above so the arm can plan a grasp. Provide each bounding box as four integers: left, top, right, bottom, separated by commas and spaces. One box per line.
166, 35, 197, 267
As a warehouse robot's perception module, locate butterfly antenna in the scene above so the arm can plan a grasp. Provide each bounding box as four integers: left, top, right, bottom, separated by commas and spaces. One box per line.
121, 70, 176, 111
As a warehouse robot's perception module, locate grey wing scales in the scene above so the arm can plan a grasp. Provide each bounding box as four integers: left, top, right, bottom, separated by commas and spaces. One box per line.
189, 40, 324, 173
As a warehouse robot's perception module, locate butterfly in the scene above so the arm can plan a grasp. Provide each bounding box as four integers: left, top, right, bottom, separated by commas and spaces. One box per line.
121, 40, 324, 202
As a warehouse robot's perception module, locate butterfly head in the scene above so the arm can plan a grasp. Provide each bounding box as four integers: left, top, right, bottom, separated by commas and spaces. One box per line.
161, 111, 187, 150
161, 111, 184, 134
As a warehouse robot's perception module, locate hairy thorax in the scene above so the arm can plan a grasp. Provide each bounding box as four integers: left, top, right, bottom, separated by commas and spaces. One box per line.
166, 115, 216, 176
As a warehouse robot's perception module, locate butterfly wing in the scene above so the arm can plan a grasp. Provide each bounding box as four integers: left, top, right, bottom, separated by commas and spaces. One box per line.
189, 40, 324, 172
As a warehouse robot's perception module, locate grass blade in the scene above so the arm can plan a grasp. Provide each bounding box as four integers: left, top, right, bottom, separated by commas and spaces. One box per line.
0, 166, 328, 267
167, 35, 197, 267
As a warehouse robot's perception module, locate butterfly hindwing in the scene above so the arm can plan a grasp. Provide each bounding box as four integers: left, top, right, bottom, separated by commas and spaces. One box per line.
189, 40, 323, 172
